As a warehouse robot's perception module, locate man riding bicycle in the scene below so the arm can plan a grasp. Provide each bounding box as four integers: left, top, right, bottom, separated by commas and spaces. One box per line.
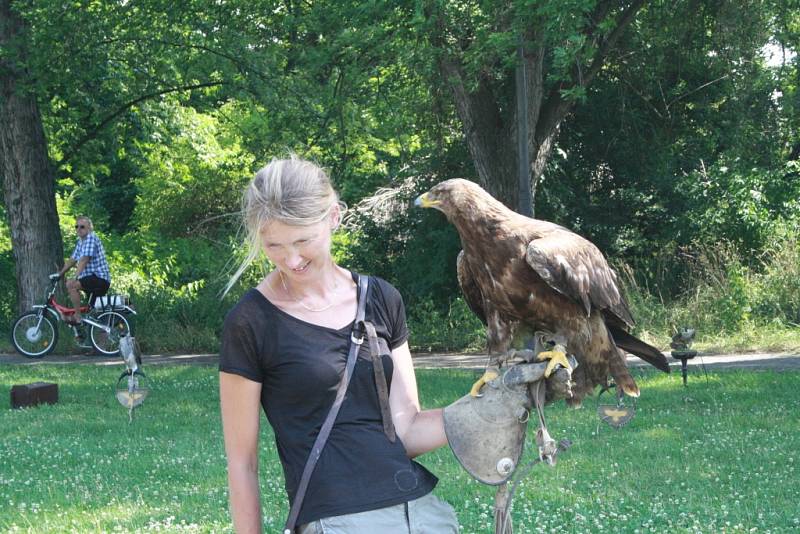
56, 216, 111, 324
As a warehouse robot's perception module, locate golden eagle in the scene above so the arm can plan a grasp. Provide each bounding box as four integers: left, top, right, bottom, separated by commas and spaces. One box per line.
415, 179, 669, 404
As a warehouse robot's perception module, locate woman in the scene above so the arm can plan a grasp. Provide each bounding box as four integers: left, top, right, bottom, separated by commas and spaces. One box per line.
219, 156, 459, 533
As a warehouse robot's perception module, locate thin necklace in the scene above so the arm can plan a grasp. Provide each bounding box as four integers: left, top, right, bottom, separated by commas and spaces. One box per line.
279, 269, 339, 313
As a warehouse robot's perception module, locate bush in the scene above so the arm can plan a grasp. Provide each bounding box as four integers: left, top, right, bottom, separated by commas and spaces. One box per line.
622, 222, 800, 351
105, 232, 255, 354
750, 224, 800, 325
407, 296, 485, 352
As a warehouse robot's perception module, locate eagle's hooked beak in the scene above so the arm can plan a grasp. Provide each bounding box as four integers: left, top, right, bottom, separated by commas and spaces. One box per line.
414, 192, 440, 208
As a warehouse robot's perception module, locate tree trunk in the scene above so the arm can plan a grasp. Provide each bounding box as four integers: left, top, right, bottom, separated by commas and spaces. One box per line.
1, 0, 64, 312
434, 1, 646, 216
439, 36, 554, 214
530, 132, 556, 216
439, 58, 519, 210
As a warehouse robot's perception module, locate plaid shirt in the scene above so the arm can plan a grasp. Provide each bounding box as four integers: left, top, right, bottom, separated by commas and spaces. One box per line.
70, 232, 111, 283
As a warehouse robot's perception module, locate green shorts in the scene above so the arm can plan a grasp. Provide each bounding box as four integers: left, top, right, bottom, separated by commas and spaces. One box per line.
298, 492, 459, 533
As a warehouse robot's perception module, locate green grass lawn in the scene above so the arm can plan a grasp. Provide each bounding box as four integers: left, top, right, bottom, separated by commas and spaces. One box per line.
1, 365, 798, 533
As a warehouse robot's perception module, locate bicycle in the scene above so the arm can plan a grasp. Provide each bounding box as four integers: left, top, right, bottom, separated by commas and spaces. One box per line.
11, 273, 136, 358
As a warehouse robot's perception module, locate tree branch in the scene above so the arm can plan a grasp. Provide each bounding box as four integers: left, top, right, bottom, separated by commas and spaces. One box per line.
581, 0, 647, 88
583, 0, 615, 51
536, 0, 647, 143
666, 74, 729, 109
59, 81, 225, 165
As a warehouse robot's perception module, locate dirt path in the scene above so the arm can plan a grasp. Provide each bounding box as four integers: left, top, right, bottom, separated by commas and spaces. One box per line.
414, 351, 800, 370
2, 350, 799, 370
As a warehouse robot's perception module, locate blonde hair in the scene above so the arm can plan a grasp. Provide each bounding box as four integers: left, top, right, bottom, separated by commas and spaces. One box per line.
225, 155, 342, 294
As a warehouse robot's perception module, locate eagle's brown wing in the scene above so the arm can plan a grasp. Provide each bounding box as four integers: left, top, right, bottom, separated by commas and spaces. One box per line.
524, 231, 634, 327
456, 250, 486, 325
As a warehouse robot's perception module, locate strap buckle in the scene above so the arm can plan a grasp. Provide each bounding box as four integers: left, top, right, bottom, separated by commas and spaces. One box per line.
351, 332, 364, 345
351, 318, 366, 345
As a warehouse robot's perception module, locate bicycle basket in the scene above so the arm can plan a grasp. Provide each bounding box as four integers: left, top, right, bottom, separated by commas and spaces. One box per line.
94, 294, 129, 310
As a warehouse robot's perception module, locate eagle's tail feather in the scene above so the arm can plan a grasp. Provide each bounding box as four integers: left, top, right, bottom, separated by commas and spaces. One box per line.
609, 326, 671, 373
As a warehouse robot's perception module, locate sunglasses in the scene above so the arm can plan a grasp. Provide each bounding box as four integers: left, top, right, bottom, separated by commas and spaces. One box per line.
75, 224, 86, 230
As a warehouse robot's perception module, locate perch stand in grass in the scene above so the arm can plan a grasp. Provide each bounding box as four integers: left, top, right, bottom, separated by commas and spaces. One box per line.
670, 327, 697, 386
115, 335, 150, 423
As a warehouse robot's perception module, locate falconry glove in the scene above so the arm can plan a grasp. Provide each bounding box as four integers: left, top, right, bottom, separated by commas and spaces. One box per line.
443, 355, 577, 485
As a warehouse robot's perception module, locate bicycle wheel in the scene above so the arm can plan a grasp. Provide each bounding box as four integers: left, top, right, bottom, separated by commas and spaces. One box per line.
89, 311, 132, 356
11, 311, 58, 358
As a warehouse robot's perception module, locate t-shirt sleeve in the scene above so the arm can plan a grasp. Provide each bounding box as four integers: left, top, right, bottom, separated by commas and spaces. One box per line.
219, 302, 264, 383
70, 241, 81, 261
376, 278, 409, 349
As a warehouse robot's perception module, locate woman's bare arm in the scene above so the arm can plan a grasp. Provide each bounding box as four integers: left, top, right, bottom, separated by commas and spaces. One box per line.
388, 341, 447, 458
220, 372, 264, 533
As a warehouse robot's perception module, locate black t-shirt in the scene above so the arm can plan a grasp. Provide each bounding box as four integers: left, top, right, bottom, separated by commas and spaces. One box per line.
219, 273, 438, 525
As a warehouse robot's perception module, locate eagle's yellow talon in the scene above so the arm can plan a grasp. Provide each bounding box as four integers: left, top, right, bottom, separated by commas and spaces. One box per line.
537, 348, 571, 378
469, 369, 499, 397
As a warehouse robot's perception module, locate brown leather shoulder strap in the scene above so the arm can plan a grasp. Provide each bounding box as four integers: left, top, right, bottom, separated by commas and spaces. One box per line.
364, 321, 396, 442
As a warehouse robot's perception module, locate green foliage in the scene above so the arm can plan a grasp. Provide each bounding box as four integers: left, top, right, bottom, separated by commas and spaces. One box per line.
677, 160, 800, 254
544, 0, 791, 266
622, 224, 800, 351
4, 0, 800, 358
103, 232, 241, 354
0, 212, 16, 325
751, 225, 800, 325
407, 296, 485, 352
131, 103, 252, 237
342, 150, 474, 306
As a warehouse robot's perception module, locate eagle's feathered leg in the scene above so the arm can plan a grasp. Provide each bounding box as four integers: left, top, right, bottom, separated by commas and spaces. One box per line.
607, 347, 640, 397
565, 367, 589, 409
470, 308, 515, 397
